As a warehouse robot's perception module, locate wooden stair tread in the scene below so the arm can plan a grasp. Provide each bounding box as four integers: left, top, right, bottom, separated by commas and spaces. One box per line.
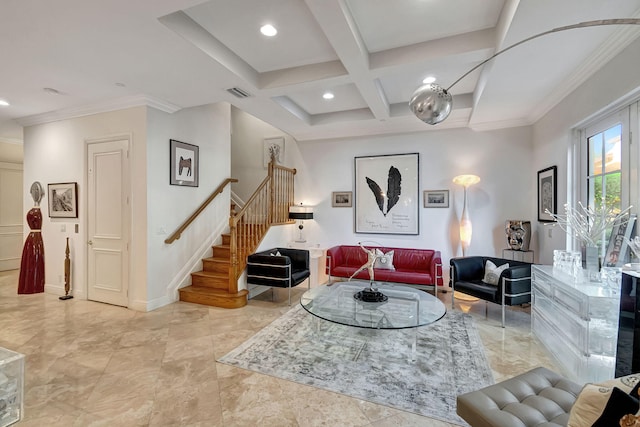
202, 257, 229, 264
192, 271, 228, 279
180, 285, 247, 296
179, 285, 248, 308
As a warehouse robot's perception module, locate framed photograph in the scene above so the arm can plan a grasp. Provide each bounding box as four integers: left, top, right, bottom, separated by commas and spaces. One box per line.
537, 165, 557, 222
332, 191, 352, 207
354, 153, 419, 235
604, 214, 637, 267
424, 190, 449, 208
48, 182, 78, 218
170, 139, 199, 187
263, 137, 285, 167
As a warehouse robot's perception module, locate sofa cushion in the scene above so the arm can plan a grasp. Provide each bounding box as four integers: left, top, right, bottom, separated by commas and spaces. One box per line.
483, 260, 509, 285
374, 249, 395, 270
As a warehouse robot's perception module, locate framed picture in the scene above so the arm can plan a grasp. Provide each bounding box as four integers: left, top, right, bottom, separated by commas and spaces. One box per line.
263, 137, 285, 167
537, 166, 557, 222
332, 191, 352, 207
424, 190, 449, 208
48, 182, 78, 218
170, 139, 199, 187
354, 153, 419, 235
604, 214, 637, 267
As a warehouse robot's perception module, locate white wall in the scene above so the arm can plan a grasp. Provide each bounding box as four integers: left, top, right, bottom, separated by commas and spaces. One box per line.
533, 36, 640, 264
231, 106, 298, 202
146, 103, 232, 307
23, 107, 147, 301
231, 108, 535, 278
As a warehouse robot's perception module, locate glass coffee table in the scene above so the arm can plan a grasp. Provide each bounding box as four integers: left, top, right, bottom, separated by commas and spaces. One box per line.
300, 281, 446, 361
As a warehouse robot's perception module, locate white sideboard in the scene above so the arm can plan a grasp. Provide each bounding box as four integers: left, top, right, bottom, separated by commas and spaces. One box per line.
531, 265, 620, 383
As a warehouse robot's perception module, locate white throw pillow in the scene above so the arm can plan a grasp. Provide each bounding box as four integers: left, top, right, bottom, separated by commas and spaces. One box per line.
483, 260, 509, 285
374, 249, 395, 270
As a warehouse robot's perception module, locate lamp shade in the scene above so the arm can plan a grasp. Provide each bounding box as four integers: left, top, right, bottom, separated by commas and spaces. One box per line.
289, 205, 313, 220
452, 174, 480, 188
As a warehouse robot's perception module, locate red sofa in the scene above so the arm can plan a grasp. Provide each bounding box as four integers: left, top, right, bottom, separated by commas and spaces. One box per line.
326, 245, 444, 291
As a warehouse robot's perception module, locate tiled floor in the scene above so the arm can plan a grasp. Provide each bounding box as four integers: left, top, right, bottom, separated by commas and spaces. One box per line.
0, 270, 560, 426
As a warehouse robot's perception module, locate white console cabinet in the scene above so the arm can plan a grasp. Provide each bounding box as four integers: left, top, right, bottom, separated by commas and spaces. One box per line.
531, 265, 620, 383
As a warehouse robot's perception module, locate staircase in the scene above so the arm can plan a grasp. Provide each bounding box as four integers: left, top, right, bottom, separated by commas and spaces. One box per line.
178, 233, 248, 308
175, 161, 297, 309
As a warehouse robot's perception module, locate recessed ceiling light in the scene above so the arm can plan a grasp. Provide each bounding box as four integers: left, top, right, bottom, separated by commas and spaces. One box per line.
260, 24, 277, 37
323, 92, 334, 100
422, 76, 436, 84
0, 100, 9, 107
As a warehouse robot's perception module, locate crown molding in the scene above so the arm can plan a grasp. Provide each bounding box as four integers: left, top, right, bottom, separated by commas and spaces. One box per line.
16, 95, 182, 127
469, 116, 532, 132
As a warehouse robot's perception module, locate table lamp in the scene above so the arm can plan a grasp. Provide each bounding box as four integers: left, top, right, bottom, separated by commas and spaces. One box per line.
289, 204, 314, 243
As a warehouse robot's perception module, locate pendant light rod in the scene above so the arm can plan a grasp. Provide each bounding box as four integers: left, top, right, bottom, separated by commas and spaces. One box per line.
446, 18, 640, 92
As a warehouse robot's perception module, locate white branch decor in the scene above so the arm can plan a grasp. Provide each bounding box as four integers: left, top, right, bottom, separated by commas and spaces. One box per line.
545, 202, 631, 247
625, 236, 640, 260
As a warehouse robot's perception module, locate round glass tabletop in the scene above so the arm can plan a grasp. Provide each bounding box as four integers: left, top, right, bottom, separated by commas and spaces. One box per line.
300, 281, 446, 329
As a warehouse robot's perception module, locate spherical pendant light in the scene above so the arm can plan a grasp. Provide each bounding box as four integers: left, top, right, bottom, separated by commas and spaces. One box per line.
408, 83, 452, 125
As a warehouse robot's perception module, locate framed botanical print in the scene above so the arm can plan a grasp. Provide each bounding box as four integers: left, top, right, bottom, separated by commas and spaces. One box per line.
354, 153, 419, 235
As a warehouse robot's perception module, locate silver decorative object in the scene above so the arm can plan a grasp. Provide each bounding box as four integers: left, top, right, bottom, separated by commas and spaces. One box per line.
409, 19, 640, 125
505, 220, 531, 251
409, 84, 452, 125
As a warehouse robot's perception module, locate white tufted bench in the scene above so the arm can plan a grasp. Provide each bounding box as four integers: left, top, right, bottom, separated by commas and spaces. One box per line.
456, 367, 583, 427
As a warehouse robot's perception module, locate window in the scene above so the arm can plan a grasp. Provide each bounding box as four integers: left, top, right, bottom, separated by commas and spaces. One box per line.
580, 106, 632, 254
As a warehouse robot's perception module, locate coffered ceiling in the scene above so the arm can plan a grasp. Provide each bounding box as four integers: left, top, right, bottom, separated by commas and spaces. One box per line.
1, 0, 640, 143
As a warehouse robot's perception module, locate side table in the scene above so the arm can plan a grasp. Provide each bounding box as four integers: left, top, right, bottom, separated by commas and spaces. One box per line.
287, 242, 328, 287
502, 249, 534, 263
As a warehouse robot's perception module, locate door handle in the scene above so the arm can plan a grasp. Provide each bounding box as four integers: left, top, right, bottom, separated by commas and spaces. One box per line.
88, 240, 93, 245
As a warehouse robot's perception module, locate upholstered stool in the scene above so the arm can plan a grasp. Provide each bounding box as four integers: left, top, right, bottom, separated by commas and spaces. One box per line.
457, 367, 582, 427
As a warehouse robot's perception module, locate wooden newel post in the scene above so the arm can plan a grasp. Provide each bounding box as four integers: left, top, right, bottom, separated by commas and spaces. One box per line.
60, 237, 73, 300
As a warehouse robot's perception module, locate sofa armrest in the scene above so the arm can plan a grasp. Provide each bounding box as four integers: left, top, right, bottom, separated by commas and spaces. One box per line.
326, 246, 344, 274
502, 264, 531, 281
431, 251, 443, 286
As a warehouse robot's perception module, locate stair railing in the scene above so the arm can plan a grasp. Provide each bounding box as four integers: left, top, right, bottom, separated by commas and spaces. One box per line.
228, 160, 296, 293
164, 178, 238, 244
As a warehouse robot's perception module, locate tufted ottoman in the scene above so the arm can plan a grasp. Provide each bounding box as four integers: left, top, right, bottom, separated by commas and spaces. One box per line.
456, 367, 583, 427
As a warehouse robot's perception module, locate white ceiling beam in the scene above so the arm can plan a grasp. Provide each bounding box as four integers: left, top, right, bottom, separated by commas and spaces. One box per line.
158, 11, 259, 89
304, 0, 390, 120
258, 61, 348, 91
369, 28, 496, 73
468, 0, 519, 125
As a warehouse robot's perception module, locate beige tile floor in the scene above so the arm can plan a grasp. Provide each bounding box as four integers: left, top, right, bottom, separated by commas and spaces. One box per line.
0, 270, 560, 426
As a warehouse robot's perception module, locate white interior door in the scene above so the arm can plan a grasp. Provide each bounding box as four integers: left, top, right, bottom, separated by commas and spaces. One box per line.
87, 138, 130, 306
0, 162, 23, 271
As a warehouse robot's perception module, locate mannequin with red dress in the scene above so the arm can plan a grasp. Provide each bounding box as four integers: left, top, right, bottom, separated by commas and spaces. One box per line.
18, 182, 45, 294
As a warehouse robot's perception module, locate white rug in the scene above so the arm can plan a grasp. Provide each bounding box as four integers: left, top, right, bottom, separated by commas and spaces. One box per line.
218, 305, 494, 425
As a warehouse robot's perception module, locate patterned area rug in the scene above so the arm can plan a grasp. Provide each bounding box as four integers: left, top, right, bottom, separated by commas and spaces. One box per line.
218, 305, 493, 425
